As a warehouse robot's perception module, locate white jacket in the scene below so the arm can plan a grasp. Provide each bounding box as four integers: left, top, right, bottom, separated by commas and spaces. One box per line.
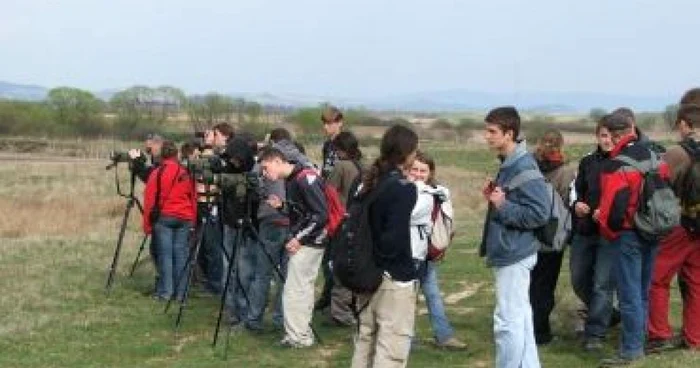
410, 181, 451, 261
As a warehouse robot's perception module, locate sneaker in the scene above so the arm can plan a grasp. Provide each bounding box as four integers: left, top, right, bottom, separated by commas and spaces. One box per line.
646, 336, 683, 354
584, 337, 604, 352
435, 337, 468, 350
278, 337, 313, 349
599, 354, 641, 367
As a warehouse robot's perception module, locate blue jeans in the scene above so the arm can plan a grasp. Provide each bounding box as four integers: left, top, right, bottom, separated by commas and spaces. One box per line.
613, 231, 658, 359
243, 221, 288, 330
494, 254, 540, 368
570, 234, 616, 338
420, 261, 455, 343
153, 216, 192, 300
223, 225, 254, 321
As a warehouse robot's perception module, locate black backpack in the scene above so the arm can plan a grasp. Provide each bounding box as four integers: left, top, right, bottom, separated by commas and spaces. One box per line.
680, 140, 700, 233
333, 176, 393, 294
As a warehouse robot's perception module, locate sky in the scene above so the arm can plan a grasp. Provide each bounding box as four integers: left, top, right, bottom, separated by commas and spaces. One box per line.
1, 0, 699, 99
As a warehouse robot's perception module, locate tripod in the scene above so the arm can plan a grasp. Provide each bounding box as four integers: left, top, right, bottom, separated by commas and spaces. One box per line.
105, 161, 150, 295
211, 190, 322, 357
164, 194, 223, 331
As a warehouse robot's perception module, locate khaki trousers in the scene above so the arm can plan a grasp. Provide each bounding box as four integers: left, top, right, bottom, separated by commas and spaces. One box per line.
351, 275, 417, 368
282, 245, 324, 345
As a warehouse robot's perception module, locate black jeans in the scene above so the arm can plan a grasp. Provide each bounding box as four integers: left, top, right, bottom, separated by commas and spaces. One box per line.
197, 205, 224, 294
529, 250, 565, 344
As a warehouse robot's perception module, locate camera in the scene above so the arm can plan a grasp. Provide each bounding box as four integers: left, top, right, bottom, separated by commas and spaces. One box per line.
106, 150, 146, 170
186, 156, 264, 199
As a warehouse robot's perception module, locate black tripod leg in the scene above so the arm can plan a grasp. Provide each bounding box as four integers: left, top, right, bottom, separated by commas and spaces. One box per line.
213, 229, 238, 348
128, 234, 150, 277
105, 198, 135, 295
170, 226, 205, 331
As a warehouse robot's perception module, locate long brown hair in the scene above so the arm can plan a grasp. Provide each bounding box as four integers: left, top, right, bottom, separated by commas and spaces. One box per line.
361, 125, 418, 194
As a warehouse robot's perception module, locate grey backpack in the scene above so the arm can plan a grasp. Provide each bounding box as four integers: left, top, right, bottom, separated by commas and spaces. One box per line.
618, 153, 680, 241
504, 170, 572, 252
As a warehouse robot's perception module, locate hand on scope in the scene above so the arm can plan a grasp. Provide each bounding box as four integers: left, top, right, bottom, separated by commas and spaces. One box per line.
285, 237, 302, 255
266, 195, 283, 209
574, 202, 591, 217
128, 149, 143, 160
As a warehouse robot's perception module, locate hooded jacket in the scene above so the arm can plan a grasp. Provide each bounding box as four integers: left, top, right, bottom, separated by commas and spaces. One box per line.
143, 158, 197, 234
410, 182, 450, 261
597, 134, 671, 241
479, 141, 550, 267
285, 164, 329, 246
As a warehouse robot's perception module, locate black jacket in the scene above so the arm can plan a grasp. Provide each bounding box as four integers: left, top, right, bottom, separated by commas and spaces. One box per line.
285, 165, 329, 246
573, 147, 609, 235
369, 169, 418, 282
321, 140, 338, 179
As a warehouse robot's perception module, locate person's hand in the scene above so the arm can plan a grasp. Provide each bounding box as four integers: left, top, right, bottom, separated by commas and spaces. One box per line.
489, 187, 506, 209
482, 180, 495, 200
128, 149, 142, 160
575, 202, 591, 217
266, 195, 283, 209
592, 209, 600, 222
285, 238, 302, 255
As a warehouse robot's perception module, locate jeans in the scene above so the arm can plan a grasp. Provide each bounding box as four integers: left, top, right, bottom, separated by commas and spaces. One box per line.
419, 261, 455, 343
613, 231, 658, 359
153, 216, 192, 300
223, 225, 254, 321
569, 234, 616, 338
494, 254, 540, 368
197, 205, 223, 294
529, 251, 564, 344
243, 220, 288, 330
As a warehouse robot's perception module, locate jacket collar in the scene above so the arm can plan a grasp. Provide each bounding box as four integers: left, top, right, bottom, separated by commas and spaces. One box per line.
610, 133, 638, 158
499, 140, 528, 169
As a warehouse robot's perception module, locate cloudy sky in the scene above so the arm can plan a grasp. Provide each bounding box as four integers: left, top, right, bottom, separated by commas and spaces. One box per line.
1, 0, 698, 99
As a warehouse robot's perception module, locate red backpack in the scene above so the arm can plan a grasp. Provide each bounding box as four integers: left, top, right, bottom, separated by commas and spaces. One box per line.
294, 168, 346, 237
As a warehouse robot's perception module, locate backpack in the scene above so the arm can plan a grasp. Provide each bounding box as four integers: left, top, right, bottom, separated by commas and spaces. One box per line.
618, 153, 681, 240
679, 140, 700, 233
332, 177, 394, 294
427, 194, 456, 261
294, 168, 346, 237
504, 169, 572, 252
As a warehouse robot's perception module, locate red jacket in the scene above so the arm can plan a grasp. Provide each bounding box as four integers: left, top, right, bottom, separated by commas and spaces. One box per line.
142, 158, 197, 234
597, 134, 670, 240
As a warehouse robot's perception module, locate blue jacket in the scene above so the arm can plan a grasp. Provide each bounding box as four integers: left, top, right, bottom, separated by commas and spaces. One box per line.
479, 142, 551, 267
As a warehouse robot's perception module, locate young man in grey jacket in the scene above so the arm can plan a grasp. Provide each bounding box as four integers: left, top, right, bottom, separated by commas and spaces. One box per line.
480, 106, 550, 368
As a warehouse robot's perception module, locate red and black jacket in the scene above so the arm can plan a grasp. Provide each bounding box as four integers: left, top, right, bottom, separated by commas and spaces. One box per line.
597, 134, 670, 241
142, 158, 197, 234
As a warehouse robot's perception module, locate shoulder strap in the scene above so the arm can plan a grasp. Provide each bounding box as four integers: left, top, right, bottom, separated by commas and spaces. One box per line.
503, 169, 543, 191
157, 163, 181, 208
154, 164, 165, 209
617, 153, 656, 173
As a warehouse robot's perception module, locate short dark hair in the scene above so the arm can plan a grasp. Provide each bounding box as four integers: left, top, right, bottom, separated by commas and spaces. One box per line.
269, 127, 292, 143
180, 142, 197, 158
212, 123, 234, 138
681, 88, 700, 105
677, 104, 700, 129
485, 106, 520, 141
332, 131, 362, 161
612, 107, 636, 125
258, 147, 287, 162
321, 105, 343, 123
601, 113, 632, 133
161, 140, 179, 159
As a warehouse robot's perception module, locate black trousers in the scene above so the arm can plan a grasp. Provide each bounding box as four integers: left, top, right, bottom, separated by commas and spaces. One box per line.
529, 250, 565, 344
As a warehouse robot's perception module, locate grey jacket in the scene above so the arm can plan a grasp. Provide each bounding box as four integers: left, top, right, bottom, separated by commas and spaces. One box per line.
479, 141, 551, 267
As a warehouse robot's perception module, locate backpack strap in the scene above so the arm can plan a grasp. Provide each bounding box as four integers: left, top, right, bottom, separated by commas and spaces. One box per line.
617, 153, 656, 173
503, 169, 543, 192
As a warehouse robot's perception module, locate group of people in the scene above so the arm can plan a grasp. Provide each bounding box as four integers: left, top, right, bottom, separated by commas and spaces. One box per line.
481, 88, 700, 368
124, 87, 700, 367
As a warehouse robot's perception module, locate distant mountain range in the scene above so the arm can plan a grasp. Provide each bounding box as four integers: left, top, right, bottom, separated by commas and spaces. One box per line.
0, 80, 675, 113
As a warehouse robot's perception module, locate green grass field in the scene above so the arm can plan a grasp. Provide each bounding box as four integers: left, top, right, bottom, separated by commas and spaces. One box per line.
0, 140, 698, 367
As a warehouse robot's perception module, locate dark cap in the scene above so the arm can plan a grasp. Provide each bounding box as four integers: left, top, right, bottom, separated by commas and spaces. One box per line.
601, 113, 632, 132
